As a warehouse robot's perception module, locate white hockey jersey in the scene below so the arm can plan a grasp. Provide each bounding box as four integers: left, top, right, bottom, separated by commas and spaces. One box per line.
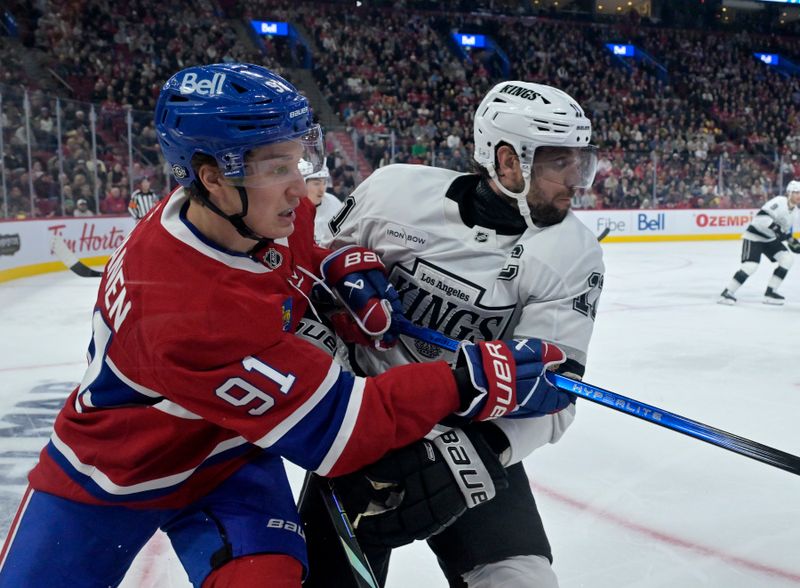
744, 196, 797, 242
313, 192, 343, 243
322, 164, 605, 464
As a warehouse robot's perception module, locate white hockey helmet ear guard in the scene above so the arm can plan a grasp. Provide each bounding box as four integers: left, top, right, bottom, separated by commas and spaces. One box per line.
473, 81, 596, 228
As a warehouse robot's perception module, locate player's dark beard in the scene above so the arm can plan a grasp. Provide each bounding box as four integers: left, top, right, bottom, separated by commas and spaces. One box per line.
528, 185, 572, 227
504, 176, 571, 227
529, 199, 569, 226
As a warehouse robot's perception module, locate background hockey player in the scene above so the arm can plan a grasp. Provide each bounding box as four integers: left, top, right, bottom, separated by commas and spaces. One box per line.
299, 158, 342, 242
128, 176, 161, 220
316, 81, 604, 588
719, 180, 800, 305
0, 64, 576, 588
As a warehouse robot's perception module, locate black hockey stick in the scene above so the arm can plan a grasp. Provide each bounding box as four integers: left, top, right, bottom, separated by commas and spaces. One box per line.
51, 234, 103, 277
394, 318, 800, 477
596, 227, 610, 242
299, 472, 380, 588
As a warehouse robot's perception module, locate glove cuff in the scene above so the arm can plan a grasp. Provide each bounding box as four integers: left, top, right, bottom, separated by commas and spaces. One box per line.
432, 428, 499, 508
455, 341, 516, 420
320, 245, 385, 285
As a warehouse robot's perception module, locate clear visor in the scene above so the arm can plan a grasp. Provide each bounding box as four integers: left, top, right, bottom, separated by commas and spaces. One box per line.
531, 145, 598, 189
225, 125, 325, 189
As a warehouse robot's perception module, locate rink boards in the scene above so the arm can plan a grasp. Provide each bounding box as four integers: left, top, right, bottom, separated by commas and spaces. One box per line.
2, 208, 799, 282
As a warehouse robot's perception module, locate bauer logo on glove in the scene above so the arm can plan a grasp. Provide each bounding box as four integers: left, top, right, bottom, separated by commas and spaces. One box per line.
331, 426, 509, 548
320, 246, 403, 349
456, 338, 570, 420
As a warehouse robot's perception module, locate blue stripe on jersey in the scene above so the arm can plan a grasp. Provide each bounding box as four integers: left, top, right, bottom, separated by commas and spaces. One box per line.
179, 200, 252, 258
268, 369, 358, 471
43, 439, 256, 503
81, 355, 163, 408
78, 310, 162, 409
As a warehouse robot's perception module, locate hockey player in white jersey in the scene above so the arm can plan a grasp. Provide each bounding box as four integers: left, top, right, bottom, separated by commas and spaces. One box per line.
719, 180, 800, 305
299, 158, 342, 242
315, 81, 604, 588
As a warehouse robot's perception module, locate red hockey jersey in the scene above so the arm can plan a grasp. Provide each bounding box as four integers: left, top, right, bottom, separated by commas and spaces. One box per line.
29, 188, 459, 508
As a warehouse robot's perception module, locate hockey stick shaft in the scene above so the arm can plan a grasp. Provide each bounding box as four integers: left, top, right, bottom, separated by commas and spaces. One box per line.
320, 483, 381, 588
395, 319, 800, 476
299, 472, 380, 588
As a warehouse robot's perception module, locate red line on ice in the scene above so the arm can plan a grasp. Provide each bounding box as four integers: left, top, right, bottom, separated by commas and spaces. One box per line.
533, 482, 800, 584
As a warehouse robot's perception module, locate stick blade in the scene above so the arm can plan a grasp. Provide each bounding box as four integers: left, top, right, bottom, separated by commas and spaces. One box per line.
51, 235, 104, 278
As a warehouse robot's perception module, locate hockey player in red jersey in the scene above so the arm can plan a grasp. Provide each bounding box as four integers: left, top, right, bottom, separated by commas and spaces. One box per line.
0, 64, 574, 587
314, 81, 604, 587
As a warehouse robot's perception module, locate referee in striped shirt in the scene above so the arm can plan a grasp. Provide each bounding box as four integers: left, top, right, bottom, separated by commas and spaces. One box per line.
128, 177, 161, 220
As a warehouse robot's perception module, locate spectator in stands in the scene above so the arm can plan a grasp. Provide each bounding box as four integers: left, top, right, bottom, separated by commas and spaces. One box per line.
73, 198, 93, 217
34, 106, 56, 149
3, 0, 799, 218
100, 186, 128, 215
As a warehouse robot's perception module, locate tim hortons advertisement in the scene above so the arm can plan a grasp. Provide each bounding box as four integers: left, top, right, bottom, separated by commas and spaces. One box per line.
0, 217, 135, 281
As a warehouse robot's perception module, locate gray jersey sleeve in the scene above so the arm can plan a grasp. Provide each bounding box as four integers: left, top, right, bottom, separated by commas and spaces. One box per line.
496, 216, 604, 464
513, 218, 604, 367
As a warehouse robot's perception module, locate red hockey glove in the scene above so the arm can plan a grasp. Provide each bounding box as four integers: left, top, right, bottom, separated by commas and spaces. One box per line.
320, 246, 402, 350
455, 338, 570, 420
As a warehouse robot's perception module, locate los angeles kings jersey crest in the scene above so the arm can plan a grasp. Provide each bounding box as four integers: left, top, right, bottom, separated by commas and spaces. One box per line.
322, 164, 604, 375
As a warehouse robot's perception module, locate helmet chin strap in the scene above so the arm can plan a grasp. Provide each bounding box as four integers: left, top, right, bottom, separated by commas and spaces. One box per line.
195, 183, 270, 250
487, 164, 535, 230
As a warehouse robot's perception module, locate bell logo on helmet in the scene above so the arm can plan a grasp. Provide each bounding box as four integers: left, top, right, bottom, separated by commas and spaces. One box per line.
172, 164, 188, 179
179, 72, 226, 96
499, 83, 551, 104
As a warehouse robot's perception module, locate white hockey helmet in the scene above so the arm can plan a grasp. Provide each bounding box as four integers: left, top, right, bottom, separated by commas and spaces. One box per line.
473, 81, 596, 228
787, 179, 800, 208
299, 158, 330, 181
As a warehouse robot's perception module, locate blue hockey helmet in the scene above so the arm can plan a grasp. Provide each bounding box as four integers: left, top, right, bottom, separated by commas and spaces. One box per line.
155, 63, 323, 188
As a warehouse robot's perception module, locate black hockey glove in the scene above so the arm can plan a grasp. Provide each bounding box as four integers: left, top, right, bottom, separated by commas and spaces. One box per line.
330, 426, 508, 548
787, 237, 800, 254
769, 222, 789, 241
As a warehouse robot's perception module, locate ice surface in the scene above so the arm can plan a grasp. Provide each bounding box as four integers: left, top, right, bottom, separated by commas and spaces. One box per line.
1, 240, 798, 587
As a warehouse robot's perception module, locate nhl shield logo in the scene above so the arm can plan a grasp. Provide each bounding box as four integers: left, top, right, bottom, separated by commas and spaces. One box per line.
262, 248, 283, 269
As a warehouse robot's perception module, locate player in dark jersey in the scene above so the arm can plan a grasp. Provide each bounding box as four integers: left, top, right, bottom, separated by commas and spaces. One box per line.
0, 65, 573, 588
315, 81, 604, 588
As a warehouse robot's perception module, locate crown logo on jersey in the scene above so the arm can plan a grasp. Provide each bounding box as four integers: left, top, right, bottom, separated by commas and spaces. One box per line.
262, 248, 283, 270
